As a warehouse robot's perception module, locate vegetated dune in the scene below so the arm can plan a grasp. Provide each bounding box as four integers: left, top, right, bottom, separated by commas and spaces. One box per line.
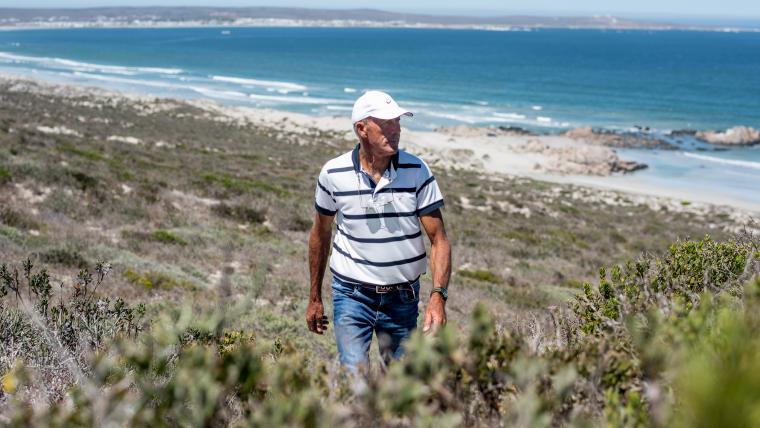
1, 76, 759, 425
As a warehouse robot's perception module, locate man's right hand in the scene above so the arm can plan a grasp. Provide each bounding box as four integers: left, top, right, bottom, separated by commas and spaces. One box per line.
306, 300, 329, 334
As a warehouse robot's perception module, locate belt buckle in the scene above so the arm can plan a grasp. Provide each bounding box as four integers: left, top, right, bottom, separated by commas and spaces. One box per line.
375, 285, 394, 294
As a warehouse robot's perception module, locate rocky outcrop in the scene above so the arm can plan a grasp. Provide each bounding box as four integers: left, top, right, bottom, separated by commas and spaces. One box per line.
436, 125, 534, 138
515, 139, 648, 176
695, 126, 760, 146
563, 126, 674, 149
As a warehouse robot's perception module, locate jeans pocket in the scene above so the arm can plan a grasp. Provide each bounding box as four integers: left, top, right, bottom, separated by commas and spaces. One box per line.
332, 279, 358, 297
399, 282, 420, 304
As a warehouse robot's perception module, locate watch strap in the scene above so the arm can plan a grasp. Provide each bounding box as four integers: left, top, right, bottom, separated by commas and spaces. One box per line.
430, 287, 448, 301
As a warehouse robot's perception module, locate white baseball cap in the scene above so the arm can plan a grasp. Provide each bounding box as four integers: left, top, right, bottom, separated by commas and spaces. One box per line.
351, 90, 413, 123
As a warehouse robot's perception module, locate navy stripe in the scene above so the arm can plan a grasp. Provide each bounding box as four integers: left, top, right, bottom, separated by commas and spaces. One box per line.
417, 199, 444, 217
397, 163, 421, 169
416, 176, 436, 196
342, 211, 417, 219
314, 202, 337, 216
337, 226, 422, 243
331, 267, 420, 288
332, 243, 426, 267
333, 187, 416, 197
316, 180, 335, 202
327, 166, 354, 174
334, 189, 373, 197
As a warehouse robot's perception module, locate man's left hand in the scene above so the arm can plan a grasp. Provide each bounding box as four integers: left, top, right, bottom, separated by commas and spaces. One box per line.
423, 292, 447, 335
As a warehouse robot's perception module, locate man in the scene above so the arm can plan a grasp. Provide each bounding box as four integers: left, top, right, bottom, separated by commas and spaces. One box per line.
306, 90, 451, 372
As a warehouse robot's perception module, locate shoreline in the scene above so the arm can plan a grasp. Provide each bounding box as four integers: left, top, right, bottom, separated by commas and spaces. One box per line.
3, 71, 759, 214
1, 21, 759, 34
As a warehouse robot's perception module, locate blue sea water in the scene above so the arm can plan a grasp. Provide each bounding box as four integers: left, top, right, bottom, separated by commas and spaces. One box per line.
0, 27, 758, 206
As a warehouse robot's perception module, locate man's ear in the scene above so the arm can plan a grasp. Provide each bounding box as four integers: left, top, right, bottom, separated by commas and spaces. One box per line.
354, 121, 368, 140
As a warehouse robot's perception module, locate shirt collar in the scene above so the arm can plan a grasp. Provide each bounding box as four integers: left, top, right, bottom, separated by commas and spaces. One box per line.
351, 144, 400, 174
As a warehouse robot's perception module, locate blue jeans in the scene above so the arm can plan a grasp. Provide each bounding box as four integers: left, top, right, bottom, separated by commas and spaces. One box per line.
332, 276, 420, 372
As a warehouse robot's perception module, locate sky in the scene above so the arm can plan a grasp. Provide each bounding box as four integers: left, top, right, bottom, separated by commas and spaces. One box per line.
1, 1, 759, 20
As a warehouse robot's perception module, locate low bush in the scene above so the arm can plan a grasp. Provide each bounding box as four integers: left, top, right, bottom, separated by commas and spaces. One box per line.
121, 229, 188, 246
211, 203, 266, 224
123, 268, 196, 291
0, 166, 11, 185
200, 172, 289, 198
1, 235, 758, 426
458, 268, 503, 284
150, 229, 188, 246
36, 248, 89, 269
0, 207, 39, 231
1, 260, 145, 403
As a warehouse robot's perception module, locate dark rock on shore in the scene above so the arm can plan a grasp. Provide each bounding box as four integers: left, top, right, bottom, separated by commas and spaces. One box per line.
668, 129, 698, 137
612, 160, 648, 174
563, 127, 675, 150
496, 125, 535, 136
436, 125, 535, 138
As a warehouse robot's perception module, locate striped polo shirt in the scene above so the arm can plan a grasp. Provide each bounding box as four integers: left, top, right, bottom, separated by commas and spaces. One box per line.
314, 145, 444, 286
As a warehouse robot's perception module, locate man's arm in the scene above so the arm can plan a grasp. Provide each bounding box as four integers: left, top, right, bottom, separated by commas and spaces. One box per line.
419, 209, 451, 335
306, 212, 334, 334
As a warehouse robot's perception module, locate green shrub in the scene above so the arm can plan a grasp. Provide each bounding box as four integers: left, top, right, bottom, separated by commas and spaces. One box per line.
150, 229, 187, 246
200, 172, 289, 197
69, 170, 98, 191
212, 203, 266, 224
574, 236, 752, 336
1, 259, 146, 401
0, 166, 11, 184
58, 144, 107, 162
36, 248, 88, 269
458, 268, 503, 284
2, 237, 758, 427
502, 228, 541, 245
0, 207, 39, 231
123, 268, 196, 290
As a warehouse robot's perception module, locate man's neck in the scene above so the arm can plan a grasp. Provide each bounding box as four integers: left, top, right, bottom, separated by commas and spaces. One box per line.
358, 144, 391, 178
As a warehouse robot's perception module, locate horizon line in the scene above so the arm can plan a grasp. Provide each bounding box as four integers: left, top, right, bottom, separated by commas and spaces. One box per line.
0, 5, 759, 21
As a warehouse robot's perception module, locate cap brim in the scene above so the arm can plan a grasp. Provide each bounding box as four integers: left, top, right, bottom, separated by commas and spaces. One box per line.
369, 107, 413, 120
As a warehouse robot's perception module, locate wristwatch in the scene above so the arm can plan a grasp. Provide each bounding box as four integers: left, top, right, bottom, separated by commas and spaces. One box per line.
430, 287, 448, 301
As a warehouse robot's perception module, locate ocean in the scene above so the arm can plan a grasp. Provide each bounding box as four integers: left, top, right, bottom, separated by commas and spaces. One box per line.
0, 27, 758, 205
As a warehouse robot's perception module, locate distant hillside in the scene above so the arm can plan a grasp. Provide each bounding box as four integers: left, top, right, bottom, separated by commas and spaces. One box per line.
0, 6, 721, 31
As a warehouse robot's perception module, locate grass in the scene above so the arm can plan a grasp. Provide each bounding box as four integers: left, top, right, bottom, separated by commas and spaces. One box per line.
150, 230, 188, 246
57, 144, 107, 162
0, 166, 10, 184
212, 203, 266, 224
0, 207, 40, 231
200, 172, 290, 197
458, 269, 503, 284
123, 268, 196, 291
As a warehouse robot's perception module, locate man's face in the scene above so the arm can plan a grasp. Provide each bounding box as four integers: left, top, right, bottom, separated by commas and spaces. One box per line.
356, 116, 401, 156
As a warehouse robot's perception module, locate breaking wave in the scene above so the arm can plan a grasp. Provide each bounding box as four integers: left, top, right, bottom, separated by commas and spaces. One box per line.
683, 152, 760, 170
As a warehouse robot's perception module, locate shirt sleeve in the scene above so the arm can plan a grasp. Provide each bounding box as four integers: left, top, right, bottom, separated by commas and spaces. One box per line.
415, 159, 444, 217
314, 166, 337, 216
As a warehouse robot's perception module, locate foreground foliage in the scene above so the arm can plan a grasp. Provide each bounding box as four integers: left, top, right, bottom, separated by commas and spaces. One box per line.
1, 235, 759, 427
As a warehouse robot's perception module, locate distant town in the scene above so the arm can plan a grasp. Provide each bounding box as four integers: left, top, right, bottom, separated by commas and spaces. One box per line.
0, 7, 756, 32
